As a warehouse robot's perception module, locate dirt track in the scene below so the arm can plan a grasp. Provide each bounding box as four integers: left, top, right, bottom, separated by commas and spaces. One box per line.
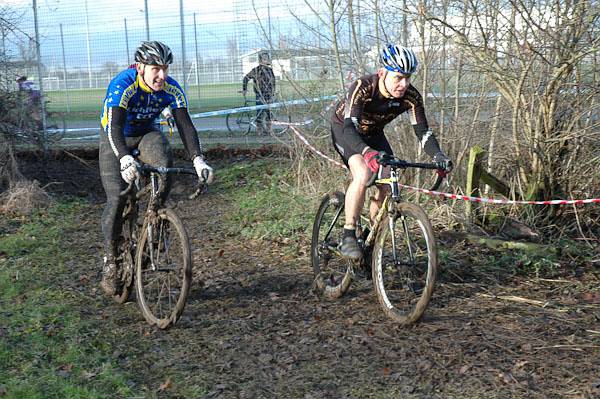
17, 149, 600, 398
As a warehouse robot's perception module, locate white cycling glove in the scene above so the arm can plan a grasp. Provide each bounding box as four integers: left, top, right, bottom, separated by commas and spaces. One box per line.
161, 107, 176, 130
193, 156, 214, 184
119, 155, 139, 184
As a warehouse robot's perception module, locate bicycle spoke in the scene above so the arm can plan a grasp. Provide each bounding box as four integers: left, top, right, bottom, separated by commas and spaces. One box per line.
136, 209, 191, 328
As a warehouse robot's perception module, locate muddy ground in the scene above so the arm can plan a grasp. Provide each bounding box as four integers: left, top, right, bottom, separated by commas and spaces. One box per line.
13, 148, 600, 398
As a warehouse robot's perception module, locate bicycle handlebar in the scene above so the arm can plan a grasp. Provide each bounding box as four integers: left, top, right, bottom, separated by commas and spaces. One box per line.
119, 164, 209, 198
370, 153, 447, 191
375, 153, 440, 170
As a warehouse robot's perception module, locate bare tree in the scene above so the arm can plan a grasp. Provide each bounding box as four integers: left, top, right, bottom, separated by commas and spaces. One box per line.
425, 0, 600, 209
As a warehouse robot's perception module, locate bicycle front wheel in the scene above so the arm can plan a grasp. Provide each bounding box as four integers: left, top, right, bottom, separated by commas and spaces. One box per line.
135, 208, 192, 329
311, 191, 353, 299
226, 111, 252, 135
372, 202, 437, 325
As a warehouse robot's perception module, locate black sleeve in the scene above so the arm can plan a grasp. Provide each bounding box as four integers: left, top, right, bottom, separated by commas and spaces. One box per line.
412, 123, 442, 158
172, 107, 203, 160
343, 118, 369, 155
106, 106, 129, 159
242, 68, 254, 91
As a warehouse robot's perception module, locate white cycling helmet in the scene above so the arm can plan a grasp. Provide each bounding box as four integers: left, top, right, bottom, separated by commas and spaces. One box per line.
380, 44, 418, 74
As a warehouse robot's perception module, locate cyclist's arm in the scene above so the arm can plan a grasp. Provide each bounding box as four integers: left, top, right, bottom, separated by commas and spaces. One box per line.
405, 87, 442, 158
412, 124, 442, 158
342, 79, 370, 155
172, 107, 203, 160
242, 68, 255, 92
270, 67, 276, 94
105, 106, 129, 159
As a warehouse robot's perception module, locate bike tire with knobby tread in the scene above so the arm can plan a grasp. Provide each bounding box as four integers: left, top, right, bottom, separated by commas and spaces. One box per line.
135, 208, 192, 329
113, 201, 137, 304
311, 191, 353, 299
372, 202, 437, 325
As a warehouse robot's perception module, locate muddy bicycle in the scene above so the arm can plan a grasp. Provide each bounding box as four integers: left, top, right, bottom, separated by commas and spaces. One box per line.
113, 154, 208, 329
311, 153, 445, 325
225, 92, 291, 135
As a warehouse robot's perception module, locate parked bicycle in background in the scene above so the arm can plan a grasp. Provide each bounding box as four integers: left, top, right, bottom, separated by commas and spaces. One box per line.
226, 91, 291, 136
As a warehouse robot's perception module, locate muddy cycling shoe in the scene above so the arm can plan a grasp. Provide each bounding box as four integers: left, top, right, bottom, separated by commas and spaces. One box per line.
340, 236, 362, 260
100, 257, 119, 296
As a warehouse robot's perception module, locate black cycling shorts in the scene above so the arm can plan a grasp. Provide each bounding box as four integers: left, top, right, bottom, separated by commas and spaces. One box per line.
330, 122, 393, 166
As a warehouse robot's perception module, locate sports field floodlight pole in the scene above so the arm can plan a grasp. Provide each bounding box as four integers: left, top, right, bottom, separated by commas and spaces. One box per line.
193, 12, 201, 107
144, 0, 150, 40
179, 0, 187, 94
59, 24, 70, 113
84, 0, 93, 89
124, 18, 130, 64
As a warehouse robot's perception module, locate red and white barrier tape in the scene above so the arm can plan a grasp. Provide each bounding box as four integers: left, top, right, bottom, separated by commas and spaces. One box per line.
398, 185, 600, 205
285, 124, 600, 206
288, 125, 348, 169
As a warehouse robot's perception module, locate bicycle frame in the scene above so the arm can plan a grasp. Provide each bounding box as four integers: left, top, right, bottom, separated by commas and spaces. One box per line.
358, 167, 401, 255
358, 162, 436, 263
121, 164, 205, 271
143, 172, 164, 271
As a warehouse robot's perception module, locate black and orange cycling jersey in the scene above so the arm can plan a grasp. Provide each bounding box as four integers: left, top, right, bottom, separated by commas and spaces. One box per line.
331, 73, 441, 159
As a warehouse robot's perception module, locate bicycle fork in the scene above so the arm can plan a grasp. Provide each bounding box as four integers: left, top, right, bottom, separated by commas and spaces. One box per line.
146, 222, 157, 271
386, 203, 414, 267
146, 174, 162, 271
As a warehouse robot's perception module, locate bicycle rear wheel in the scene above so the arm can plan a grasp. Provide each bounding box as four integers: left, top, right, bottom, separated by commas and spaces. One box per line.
135, 208, 192, 329
113, 200, 137, 304
372, 202, 437, 325
311, 191, 353, 299
226, 111, 252, 135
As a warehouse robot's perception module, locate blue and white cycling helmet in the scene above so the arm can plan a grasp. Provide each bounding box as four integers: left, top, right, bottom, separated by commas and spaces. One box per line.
380, 44, 418, 74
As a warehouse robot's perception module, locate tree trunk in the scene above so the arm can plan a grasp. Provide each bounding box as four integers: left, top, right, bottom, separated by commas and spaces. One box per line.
327, 0, 346, 92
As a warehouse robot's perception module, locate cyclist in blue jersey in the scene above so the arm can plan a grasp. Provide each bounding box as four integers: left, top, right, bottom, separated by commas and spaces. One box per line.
99, 41, 214, 296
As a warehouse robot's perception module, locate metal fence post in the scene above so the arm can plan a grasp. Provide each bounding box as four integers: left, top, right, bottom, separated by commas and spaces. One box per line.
179, 0, 187, 94
59, 23, 70, 113
33, 0, 48, 157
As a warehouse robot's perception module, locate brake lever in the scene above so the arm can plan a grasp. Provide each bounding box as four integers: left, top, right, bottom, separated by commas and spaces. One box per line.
436, 168, 448, 178
188, 169, 210, 200
119, 181, 134, 197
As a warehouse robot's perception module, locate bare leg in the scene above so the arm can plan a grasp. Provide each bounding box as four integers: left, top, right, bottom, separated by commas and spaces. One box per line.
369, 185, 391, 225
344, 154, 372, 228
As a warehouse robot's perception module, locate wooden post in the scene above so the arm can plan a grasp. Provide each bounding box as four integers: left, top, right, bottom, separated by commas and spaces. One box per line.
465, 145, 485, 221
480, 169, 511, 198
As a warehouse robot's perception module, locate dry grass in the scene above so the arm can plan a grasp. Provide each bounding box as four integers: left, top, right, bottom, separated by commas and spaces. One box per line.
0, 179, 51, 216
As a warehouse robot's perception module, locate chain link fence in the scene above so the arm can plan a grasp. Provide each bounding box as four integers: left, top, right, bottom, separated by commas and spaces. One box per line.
3, 0, 354, 119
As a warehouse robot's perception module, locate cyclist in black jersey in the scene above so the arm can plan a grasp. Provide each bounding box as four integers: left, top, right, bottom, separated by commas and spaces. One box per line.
331, 44, 453, 259
242, 51, 276, 135
99, 41, 214, 296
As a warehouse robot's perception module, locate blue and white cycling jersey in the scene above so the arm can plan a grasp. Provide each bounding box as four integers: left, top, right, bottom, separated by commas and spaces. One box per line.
100, 68, 187, 137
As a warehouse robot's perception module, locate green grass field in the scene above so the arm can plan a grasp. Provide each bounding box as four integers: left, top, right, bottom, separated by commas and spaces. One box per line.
46, 80, 339, 118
